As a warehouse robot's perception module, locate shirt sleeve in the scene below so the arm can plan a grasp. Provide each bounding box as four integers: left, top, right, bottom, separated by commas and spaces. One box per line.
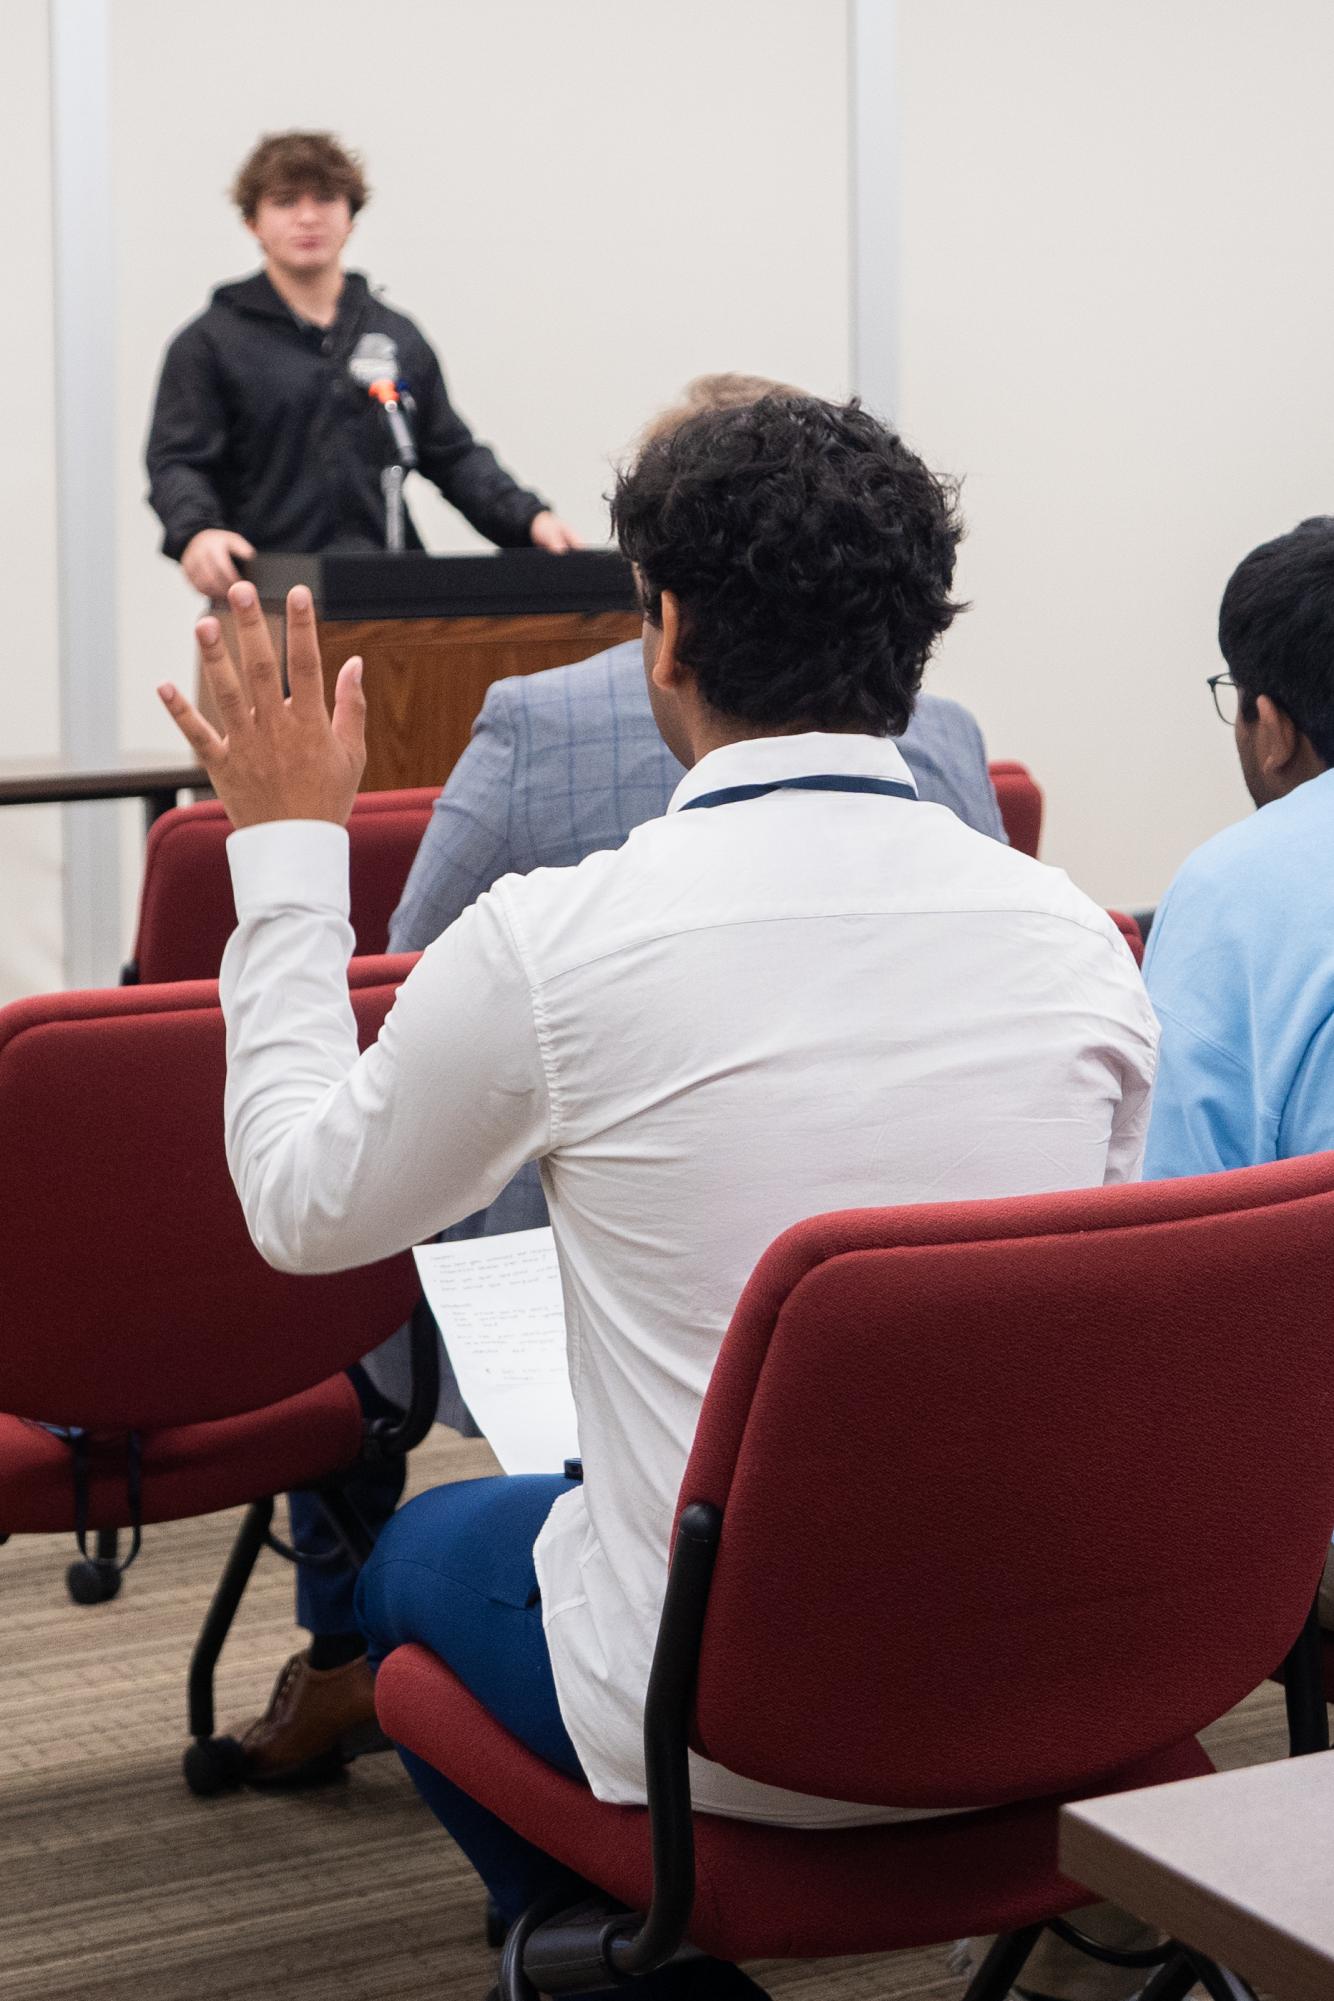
409, 337, 547, 549
389, 680, 518, 950
1102, 1049, 1153, 1183
221, 819, 553, 1274
145, 326, 231, 559
1093, 942, 1158, 1184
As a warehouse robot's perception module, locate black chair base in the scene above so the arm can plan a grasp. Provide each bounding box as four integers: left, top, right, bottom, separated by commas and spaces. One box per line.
66, 1555, 122, 1604
500, 1904, 1258, 2001
66, 1527, 122, 1604
182, 1733, 248, 1797
960, 1922, 1257, 2001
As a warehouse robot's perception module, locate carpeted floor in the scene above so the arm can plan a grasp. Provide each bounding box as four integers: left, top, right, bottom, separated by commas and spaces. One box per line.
0, 1429, 1294, 2000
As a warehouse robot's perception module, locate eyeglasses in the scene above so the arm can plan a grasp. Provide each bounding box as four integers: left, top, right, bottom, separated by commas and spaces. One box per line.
1207, 673, 1240, 727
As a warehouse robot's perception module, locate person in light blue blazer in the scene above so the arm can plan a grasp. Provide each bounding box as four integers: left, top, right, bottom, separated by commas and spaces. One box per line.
389, 636, 1006, 956
245, 381, 1008, 1786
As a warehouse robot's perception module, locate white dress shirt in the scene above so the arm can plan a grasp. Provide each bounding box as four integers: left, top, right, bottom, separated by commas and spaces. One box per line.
221, 730, 1157, 1826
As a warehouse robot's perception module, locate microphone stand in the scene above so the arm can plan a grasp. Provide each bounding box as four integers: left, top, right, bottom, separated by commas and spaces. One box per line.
381, 464, 408, 553
369, 380, 418, 553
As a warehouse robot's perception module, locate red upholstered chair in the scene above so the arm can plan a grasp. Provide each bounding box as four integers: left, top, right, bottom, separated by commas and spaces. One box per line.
377, 1157, 1334, 2000
0, 952, 431, 1794
125, 786, 436, 983
1106, 909, 1144, 965
988, 759, 1043, 857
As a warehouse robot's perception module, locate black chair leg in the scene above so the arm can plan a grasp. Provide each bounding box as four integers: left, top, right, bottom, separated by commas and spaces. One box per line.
181, 1496, 273, 1797
1281, 1593, 1330, 1756
1180, 1949, 1258, 2001
1138, 1952, 1204, 2001
66, 1528, 122, 1605
961, 1925, 1044, 2001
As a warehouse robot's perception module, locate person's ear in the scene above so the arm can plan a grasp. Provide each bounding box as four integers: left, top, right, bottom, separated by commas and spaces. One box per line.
649, 591, 683, 691
1254, 694, 1302, 780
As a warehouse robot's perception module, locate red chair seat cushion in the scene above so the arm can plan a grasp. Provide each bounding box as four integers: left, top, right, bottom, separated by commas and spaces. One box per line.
0, 1373, 363, 1534
376, 1643, 1212, 1959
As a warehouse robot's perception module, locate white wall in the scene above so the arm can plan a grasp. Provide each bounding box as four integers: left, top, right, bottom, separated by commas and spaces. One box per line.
896, 0, 1334, 907
0, 0, 62, 1005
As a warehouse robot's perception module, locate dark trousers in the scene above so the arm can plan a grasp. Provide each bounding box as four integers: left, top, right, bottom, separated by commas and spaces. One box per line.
354, 1476, 766, 2001
356, 1474, 585, 1921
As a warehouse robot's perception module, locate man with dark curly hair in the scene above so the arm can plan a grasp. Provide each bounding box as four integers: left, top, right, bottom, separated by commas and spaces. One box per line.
159, 395, 1157, 2001
146, 131, 577, 603
228, 375, 1012, 1798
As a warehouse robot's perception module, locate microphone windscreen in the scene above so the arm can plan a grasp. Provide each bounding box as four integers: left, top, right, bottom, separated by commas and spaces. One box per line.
348, 332, 401, 387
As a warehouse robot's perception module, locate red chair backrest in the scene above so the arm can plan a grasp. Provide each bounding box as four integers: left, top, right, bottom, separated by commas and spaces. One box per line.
0, 955, 421, 1430
130, 788, 436, 982
989, 759, 1043, 857
1106, 909, 1144, 965
679, 1157, 1334, 1810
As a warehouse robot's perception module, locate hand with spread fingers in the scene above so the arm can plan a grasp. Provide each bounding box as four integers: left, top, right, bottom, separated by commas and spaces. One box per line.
157, 582, 366, 830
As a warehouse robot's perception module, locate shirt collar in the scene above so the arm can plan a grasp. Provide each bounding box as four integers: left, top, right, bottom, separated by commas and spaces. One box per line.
666, 731, 918, 815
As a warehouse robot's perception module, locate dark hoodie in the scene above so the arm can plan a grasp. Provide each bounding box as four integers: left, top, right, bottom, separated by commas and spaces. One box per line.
145, 270, 548, 560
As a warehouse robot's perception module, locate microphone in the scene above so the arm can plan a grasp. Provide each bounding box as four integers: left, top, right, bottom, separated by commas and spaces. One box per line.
348, 333, 417, 468
367, 376, 418, 469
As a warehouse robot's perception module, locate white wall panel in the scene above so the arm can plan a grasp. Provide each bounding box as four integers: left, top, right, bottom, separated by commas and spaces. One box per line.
896, 0, 1334, 906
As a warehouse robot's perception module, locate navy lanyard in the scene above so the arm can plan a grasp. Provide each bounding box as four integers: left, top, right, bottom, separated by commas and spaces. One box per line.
679, 773, 918, 812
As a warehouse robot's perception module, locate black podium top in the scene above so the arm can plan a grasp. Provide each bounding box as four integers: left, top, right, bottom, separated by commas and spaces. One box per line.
245, 548, 637, 622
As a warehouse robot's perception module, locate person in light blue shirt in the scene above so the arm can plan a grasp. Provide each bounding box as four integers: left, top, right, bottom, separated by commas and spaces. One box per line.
1143, 517, 1334, 1645
1144, 517, 1334, 1181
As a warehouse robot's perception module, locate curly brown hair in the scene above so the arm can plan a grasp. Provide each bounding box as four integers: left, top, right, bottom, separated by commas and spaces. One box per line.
231, 132, 369, 220
611, 396, 964, 735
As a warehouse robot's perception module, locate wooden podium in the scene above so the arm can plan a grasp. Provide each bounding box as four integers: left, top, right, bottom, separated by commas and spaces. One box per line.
247, 550, 640, 793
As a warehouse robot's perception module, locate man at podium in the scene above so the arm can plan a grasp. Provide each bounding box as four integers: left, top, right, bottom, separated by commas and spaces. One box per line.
146, 130, 579, 602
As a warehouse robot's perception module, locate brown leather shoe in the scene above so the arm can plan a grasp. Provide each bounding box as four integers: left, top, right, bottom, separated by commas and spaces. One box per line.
238, 1648, 387, 1789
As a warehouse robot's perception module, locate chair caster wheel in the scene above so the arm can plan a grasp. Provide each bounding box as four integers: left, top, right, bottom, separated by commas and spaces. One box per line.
485, 1895, 506, 1948
66, 1557, 121, 1605
183, 1735, 247, 1797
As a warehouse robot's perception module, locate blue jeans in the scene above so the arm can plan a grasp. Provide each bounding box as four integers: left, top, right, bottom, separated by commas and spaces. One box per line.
355, 1474, 588, 1921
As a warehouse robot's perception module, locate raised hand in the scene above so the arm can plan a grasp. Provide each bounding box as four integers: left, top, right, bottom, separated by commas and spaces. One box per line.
157, 581, 366, 830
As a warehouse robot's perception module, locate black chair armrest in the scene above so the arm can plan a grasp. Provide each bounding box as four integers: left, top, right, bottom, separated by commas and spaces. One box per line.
1280, 1589, 1330, 1756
